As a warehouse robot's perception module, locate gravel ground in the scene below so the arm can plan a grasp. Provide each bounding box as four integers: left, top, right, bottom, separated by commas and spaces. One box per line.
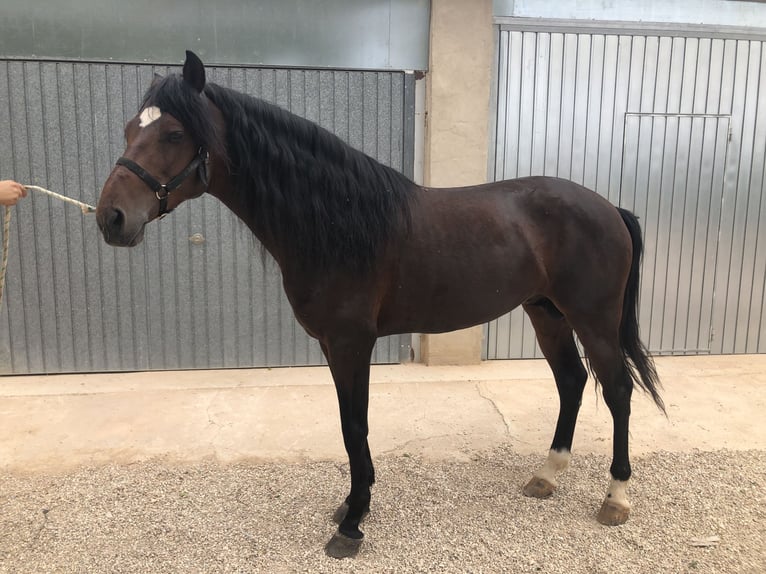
1, 447, 763, 574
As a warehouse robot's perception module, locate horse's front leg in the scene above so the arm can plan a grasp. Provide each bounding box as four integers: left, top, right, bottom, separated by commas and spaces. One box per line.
321, 333, 376, 559
331, 441, 375, 524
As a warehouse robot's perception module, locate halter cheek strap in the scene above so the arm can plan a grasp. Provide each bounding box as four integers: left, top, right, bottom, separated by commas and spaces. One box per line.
115, 147, 209, 218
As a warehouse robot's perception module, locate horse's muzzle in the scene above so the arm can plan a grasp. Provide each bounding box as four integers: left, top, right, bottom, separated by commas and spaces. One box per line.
97, 205, 146, 247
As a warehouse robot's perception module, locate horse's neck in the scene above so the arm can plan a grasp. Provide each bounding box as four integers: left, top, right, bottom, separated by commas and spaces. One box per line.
204, 152, 288, 267
206, 106, 320, 261
204, 95, 393, 277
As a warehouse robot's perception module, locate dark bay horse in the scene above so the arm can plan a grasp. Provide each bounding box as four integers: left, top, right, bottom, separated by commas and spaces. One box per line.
96, 51, 664, 558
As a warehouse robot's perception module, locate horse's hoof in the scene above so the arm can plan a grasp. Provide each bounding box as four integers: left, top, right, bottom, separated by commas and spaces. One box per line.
332, 502, 370, 525
522, 476, 556, 498
597, 499, 630, 526
324, 531, 363, 559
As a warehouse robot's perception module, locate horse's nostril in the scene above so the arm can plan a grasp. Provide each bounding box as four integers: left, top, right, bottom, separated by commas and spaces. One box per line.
108, 207, 125, 230
98, 206, 126, 241
104, 207, 125, 231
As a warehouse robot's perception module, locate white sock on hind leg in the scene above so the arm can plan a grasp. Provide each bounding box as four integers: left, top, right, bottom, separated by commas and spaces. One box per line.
535, 449, 571, 485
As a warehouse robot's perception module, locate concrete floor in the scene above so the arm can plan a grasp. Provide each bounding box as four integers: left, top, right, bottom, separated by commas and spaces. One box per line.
1, 355, 764, 473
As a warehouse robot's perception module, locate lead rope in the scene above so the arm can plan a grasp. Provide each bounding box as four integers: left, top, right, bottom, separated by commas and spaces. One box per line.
23, 185, 96, 214
0, 206, 11, 309
0, 185, 96, 309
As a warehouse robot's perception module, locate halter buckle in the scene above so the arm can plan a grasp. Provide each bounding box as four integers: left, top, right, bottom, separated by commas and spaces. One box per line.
155, 185, 170, 201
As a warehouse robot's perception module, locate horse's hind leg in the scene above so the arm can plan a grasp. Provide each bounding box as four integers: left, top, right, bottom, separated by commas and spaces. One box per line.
571, 316, 635, 526
522, 300, 588, 498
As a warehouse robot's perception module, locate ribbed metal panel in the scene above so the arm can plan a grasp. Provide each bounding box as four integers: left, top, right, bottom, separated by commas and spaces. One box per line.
0, 62, 414, 373
489, 29, 766, 358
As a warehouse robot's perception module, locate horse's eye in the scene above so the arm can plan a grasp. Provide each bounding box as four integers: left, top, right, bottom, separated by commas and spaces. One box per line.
166, 131, 184, 143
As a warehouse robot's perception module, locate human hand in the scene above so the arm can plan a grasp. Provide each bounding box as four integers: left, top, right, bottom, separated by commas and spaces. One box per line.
0, 180, 27, 206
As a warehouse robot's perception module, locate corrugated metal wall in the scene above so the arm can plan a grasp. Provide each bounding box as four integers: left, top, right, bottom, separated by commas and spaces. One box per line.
0, 61, 414, 374
488, 27, 766, 358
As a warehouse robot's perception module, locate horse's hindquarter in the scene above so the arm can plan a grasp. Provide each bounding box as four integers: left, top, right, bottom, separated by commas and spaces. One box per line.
376, 177, 631, 336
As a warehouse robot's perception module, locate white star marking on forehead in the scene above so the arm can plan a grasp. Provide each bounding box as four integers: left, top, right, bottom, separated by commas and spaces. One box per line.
138, 106, 162, 128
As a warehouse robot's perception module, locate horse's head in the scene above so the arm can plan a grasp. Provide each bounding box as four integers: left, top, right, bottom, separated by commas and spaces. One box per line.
97, 51, 216, 246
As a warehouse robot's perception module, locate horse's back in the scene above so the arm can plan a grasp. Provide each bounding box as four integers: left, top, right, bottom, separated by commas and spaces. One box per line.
407, 175, 630, 274
493, 176, 624, 222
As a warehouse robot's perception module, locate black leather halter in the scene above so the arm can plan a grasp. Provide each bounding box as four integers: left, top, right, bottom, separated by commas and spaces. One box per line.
115, 147, 209, 218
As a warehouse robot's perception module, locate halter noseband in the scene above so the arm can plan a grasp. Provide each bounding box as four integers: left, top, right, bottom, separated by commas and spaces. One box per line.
115, 147, 209, 218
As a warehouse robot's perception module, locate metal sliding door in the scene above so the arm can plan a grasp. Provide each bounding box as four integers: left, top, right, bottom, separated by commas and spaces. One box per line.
0, 62, 415, 373
621, 113, 729, 355
489, 26, 766, 358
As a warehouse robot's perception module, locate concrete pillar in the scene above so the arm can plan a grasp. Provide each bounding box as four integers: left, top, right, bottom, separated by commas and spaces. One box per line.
420, 0, 494, 365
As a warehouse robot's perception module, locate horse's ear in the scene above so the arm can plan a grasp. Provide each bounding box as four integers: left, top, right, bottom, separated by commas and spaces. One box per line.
182, 50, 206, 93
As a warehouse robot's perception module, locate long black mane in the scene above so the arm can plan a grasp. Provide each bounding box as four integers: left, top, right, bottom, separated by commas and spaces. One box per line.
143, 74, 414, 272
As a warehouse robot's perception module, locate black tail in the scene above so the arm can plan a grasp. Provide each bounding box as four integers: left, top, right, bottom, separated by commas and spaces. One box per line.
617, 208, 666, 413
